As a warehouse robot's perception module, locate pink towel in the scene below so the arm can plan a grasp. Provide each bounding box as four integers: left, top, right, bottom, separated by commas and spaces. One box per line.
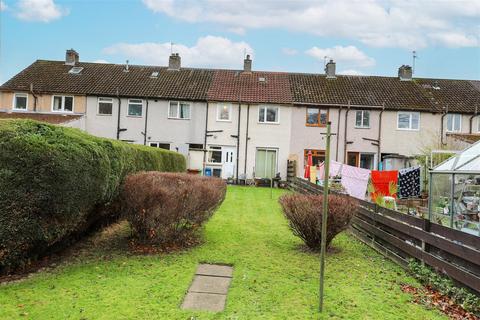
340, 164, 371, 200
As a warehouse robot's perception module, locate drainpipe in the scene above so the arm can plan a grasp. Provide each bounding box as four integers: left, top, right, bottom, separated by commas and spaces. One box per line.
244, 104, 250, 182
440, 106, 448, 146
116, 89, 121, 140
335, 106, 342, 161
343, 100, 351, 163
469, 105, 478, 134
236, 102, 241, 184
29, 83, 38, 112
377, 104, 385, 170
143, 97, 149, 145
203, 102, 209, 175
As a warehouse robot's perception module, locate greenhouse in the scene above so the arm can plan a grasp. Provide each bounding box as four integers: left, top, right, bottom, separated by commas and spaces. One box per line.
429, 141, 480, 236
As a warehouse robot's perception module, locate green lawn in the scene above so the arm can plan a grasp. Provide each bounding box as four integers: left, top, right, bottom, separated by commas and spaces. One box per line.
0, 186, 445, 319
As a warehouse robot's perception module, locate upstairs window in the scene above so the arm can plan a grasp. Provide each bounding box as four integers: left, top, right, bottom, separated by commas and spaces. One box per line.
52, 95, 74, 112
306, 107, 328, 126
397, 112, 419, 130
98, 97, 113, 115
13, 93, 28, 110
355, 110, 370, 128
217, 103, 232, 121
259, 106, 279, 123
128, 99, 143, 117
169, 101, 190, 119
446, 113, 461, 132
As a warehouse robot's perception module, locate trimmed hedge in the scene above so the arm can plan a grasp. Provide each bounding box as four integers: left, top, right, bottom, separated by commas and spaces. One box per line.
0, 120, 186, 272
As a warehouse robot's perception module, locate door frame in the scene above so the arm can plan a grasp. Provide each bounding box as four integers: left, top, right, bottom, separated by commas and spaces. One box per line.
254, 147, 279, 179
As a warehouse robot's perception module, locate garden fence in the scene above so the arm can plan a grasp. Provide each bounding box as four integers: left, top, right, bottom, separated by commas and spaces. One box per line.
286, 175, 480, 295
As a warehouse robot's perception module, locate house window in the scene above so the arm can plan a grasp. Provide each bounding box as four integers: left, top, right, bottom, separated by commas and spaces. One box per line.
446, 114, 461, 132
306, 108, 328, 126
13, 93, 28, 110
98, 97, 113, 115
149, 142, 170, 150
259, 106, 279, 123
397, 112, 419, 130
52, 95, 74, 112
304, 149, 325, 166
208, 146, 222, 163
128, 99, 143, 117
255, 148, 277, 179
169, 101, 190, 119
355, 110, 370, 128
189, 143, 204, 150
217, 103, 232, 121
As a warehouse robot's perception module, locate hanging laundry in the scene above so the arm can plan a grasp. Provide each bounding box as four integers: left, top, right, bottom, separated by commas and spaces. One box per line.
340, 164, 371, 200
371, 170, 398, 201
398, 166, 421, 198
309, 166, 317, 184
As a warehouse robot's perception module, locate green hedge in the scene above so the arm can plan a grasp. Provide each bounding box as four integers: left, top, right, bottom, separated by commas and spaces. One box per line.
0, 120, 186, 272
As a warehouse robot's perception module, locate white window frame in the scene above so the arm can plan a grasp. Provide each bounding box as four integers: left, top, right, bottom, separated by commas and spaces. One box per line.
127, 99, 143, 117
13, 93, 28, 111
446, 113, 462, 132
51, 95, 74, 113
258, 105, 280, 124
355, 110, 370, 128
216, 103, 232, 122
168, 101, 191, 120
97, 97, 113, 116
254, 147, 279, 179
396, 111, 420, 131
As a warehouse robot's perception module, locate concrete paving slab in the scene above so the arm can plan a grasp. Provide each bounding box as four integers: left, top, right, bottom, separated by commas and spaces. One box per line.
181, 292, 227, 312
189, 275, 231, 294
196, 264, 233, 278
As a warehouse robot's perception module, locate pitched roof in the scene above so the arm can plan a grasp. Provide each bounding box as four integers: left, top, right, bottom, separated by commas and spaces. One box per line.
0, 111, 82, 124
207, 70, 292, 104
2, 60, 479, 113
0, 60, 214, 101
289, 73, 440, 111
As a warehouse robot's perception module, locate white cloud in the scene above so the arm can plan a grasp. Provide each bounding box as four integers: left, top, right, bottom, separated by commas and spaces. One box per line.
338, 69, 363, 76
103, 36, 253, 69
306, 46, 375, 68
282, 48, 298, 56
429, 32, 479, 48
1, 1, 7, 11
16, 0, 67, 22
142, 0, 480, 49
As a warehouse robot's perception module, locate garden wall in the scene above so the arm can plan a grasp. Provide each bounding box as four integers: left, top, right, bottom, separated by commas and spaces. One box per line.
0, 120, 186, 272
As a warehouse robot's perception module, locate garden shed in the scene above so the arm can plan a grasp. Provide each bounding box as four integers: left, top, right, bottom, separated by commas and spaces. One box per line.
429, 141, 480, 236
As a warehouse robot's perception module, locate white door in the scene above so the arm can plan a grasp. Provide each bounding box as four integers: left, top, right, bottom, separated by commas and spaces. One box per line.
222, 147, 236, 179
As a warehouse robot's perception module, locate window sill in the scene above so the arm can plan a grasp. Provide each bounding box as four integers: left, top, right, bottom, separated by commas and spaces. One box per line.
168, 117, 190, 120
51, 110, 74, 113
216, 119, 232, 122
12, 108, 29, 112
258, 121, 280, 125
306, 123, 326, 127
127, 115, 143, 118
396, 128, 420, 131
354, 126, 371, 129
97, 113, 113, 116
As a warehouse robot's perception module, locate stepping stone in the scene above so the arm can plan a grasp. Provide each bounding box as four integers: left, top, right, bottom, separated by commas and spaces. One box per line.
181, 264, 233, 312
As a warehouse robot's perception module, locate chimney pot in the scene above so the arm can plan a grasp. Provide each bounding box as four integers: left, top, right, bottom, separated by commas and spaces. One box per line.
65, 49, 79, 66
168, 53, 181, 70
398, 65, 412, 81
243, 54, 252, 73
325, 59, 336, 79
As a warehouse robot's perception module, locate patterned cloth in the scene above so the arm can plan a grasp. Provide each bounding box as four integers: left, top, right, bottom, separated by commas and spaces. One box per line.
398, 166, 421, 198
371, 170, 398, 200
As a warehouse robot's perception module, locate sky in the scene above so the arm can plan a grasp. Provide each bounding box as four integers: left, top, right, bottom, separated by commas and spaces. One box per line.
0, 0, 479, 84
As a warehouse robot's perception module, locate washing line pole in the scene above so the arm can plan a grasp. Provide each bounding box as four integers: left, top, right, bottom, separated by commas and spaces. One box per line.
319, 121, 332, 313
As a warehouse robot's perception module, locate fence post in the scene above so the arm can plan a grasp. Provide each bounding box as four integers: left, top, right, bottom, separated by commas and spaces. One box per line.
421, 218, 431, 265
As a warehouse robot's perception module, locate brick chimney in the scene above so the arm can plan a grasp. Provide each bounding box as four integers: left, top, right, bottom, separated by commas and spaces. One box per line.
243, 54, 252, 73
168, 53, 181, 70
325, 59, 336, 79
398, 65, 412, 81
65, 49, 79, 66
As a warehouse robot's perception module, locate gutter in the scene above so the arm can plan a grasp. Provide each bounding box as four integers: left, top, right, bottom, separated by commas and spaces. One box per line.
343, 101, 351, 163
203, 102, 209, 174
143, 97, 149, 145
116, 89, 122, 140
335, 106, 342, 161
440, 106, 448, 146
244, 104, 250, 182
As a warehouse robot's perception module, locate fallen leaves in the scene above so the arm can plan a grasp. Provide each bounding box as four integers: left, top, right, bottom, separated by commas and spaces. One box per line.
401, 284, 479, 320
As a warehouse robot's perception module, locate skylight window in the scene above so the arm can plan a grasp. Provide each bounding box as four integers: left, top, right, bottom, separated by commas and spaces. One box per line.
68, 67, 84, 74
150, 71, 159, 78
258, 77, 266, 82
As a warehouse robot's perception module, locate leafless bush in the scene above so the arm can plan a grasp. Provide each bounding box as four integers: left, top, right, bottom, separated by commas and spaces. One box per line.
279, 193, 358, 250
121, 172, 226, 245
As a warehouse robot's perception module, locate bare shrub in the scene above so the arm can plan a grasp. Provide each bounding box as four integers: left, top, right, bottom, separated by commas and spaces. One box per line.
121, 172, 226, 246
279, 193, 358, 250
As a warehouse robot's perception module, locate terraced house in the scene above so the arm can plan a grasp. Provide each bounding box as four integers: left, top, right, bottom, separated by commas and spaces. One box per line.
1, 49, 479, 181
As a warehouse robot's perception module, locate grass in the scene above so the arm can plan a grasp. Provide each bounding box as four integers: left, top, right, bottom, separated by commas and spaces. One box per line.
0, 186, 445, 319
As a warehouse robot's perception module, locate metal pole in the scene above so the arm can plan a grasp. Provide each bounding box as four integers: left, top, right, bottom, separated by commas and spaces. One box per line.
319, 121, 331, 313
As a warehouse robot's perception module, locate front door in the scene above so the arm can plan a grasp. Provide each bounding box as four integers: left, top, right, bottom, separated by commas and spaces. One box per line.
222, 147, 236, 179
